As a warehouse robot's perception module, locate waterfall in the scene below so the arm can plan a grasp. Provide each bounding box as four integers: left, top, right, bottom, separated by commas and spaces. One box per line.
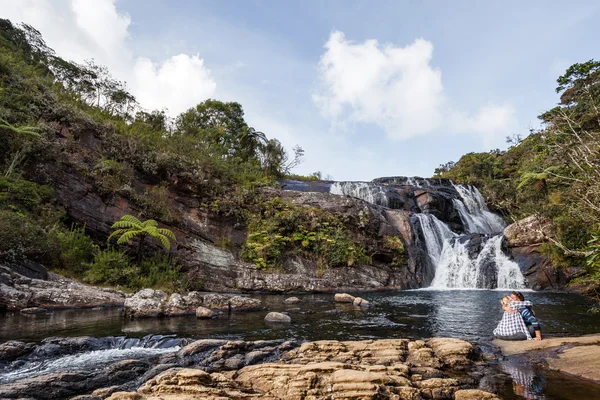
330, 182, 390, 207
452, 184, 505, 234
327, 177, 526, 289
430, 235, 525, 289
413, 213, 456, 265
414, 198, 525, 289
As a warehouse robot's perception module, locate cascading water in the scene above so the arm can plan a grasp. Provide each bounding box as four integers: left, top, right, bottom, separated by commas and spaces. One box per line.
326, 177, 525, 289
0, 335, 185, 385
330, 182, 390, 207
452, 184, 505, 234
413, 185, 524, 289
429, 235, 525, 289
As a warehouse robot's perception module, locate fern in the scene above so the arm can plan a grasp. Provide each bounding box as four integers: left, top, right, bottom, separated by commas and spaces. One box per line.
108, 214, 177, 265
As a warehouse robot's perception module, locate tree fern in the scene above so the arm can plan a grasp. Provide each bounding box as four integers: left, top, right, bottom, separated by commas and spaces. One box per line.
108, 214, 176, 266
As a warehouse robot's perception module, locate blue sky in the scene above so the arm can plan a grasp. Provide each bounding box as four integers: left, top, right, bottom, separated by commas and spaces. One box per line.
2, 1, 599, 180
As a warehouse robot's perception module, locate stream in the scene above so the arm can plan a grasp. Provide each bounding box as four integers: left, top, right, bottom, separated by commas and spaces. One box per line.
2, 290, 600, 399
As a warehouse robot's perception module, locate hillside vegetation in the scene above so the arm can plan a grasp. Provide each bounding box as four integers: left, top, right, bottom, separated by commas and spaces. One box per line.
0, 20, 320, 291
435, 60, 600, 302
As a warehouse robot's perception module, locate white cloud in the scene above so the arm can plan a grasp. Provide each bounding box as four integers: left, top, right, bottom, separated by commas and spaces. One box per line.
313, 31, 444, 139
132, 55, 216, 114
314, 31, 518, 146
449, 104, 518, 148
0, 0, 216, 115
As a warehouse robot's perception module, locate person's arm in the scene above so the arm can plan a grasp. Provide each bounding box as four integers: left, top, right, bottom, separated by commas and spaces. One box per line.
534, 329, 542, 340
509, 300, 532, 307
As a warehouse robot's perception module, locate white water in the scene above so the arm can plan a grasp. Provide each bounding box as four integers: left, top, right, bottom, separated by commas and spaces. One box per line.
415, 203, 524, 289
429, 235, 525, 289
330, 179, 524, 289
452, 184, 505, 234
0, 346, 180, 384
330, 182, 389, 207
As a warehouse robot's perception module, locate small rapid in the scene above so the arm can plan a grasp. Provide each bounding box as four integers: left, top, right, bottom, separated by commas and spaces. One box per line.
0, 335, 185, 385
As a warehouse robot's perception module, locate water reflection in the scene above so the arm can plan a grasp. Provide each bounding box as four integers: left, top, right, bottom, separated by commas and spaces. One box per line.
2, 290, 600, 343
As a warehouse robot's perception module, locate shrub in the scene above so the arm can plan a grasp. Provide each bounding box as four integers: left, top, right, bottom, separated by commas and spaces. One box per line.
84, 248, 135, 287
48, 225, 97, 275
93, 158, 133, 196
241, 197, 371, 270
0, 210, 48, 262
136, 252, 183, 292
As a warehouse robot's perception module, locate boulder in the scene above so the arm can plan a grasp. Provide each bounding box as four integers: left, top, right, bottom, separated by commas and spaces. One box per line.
164, 293, 188, 316
334, 293, 355, 303
195, 306, 216, 319
0, 267, 125, 311
353, 297, 370, 307
0, 340, 34, 361
264, 312, 291, 323
203, 293, 262, 310
124, 289, 168, 318
284, 296, 300, 304
504, 215, 551, 248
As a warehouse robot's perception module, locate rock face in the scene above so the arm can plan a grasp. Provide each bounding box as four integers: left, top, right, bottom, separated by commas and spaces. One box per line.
124, 290, 262, 318
103, 337, 489, 400
504, 215, 551, 248
0, 265, 125, 311
504, 216, 572, 290
493, 334, 600, 383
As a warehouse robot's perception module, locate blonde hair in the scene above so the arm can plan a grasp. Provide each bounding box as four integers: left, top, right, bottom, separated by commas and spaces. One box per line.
500, 296, 511, 307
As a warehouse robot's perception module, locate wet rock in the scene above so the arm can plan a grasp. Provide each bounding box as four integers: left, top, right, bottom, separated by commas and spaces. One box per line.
455, 389, 500, 400
283, 296, 300, 304
20, 306, 48, 314
195, 306, 216, 319
334, 293, 355, 303
264, 312, 291, 323
427, 337, 473, 368
92, 385, 122, 397
0, 340, 34, 361
124, 289, 168, 318
177, 339, 228, 357
0, 359, 152, 400
202, 293, 262, 310
0, 267, 125, 311
353, 297, 370, 307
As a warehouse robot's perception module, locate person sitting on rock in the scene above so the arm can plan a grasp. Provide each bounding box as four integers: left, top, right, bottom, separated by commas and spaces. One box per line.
493, 295, 532, 340
510, 291, 542, 341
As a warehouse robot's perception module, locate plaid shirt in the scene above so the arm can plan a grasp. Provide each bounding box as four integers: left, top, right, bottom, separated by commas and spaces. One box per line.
493, 310, 532, 340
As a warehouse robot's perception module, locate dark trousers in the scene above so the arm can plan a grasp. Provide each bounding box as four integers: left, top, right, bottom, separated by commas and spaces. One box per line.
495, 332, 528, 340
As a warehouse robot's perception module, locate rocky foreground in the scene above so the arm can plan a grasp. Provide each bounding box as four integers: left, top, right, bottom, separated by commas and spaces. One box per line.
0, 337, 500, 400
493, 333, 600, 383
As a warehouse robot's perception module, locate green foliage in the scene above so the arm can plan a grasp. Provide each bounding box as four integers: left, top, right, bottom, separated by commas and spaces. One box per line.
84, 248, 183, 292
0, 210, 49, 262
48, 225, 98, 275
84, 248, 133, 287
93, 158, 133, 196
383, 235, 406, 266
241, 198, 371, 270
109, 214, 176, 250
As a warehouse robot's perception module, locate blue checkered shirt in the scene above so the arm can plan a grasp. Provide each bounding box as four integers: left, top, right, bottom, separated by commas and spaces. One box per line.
493, 310, 532, 340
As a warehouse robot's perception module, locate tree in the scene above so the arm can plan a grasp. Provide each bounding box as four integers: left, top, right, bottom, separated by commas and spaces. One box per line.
0, 118, 40, 177
108, 215, 176, 266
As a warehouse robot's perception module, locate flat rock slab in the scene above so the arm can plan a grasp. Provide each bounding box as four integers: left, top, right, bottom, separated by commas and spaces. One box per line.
494, 334, 600, 382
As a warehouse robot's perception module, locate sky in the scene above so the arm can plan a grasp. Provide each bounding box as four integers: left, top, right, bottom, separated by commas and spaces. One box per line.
2, 0, 599, 180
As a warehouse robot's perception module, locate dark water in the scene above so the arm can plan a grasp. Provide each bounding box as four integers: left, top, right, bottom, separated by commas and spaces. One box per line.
2, 290, 600, 400
2, 290, 599, 342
